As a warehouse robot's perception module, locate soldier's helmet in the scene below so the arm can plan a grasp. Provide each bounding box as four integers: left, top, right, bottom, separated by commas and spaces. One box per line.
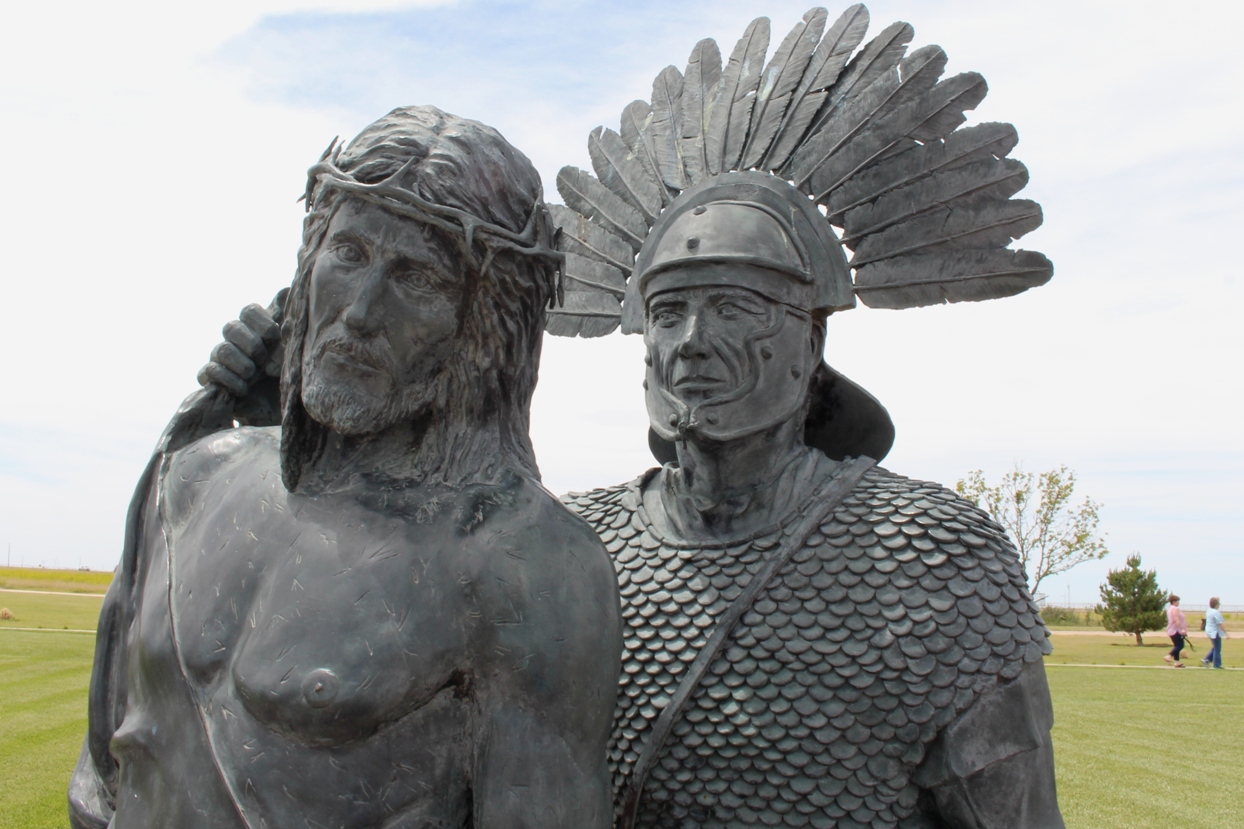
628, 172, 895, 465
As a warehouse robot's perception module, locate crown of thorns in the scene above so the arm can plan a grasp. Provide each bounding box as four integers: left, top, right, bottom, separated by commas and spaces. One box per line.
304, 140, 565, 303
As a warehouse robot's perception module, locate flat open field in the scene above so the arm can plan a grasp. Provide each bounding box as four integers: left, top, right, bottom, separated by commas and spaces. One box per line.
1047, 631, 1228, 667
1047, 665, 1243, 828
0, 567, 112, 594
1, 579, 1240, 828
0, 591, 105, 632
0, 630, 95, 829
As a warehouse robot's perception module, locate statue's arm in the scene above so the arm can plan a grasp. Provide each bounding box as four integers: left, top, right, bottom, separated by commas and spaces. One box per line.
194, 290, 286, 427
68, 578, 125, 828
68, 456, 163, 829
156, 289, 287, 459
474, 506, 622, 829
912, 660, 1065, 829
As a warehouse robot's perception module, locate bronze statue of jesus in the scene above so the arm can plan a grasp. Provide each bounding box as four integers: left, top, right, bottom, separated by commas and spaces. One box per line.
69, 106, 622, 829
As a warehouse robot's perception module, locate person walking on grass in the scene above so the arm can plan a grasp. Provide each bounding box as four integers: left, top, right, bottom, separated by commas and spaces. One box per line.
1202, 597, 1227, 669
1165, 595, 1188, 667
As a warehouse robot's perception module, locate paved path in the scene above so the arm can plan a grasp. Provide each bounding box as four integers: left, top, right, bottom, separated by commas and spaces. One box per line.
1047, 629, 1176, 637
0, 626, 96, 634
1046, 662, 1240, 671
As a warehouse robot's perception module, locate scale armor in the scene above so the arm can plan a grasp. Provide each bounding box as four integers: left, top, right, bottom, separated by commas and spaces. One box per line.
563, 465, 1052, 828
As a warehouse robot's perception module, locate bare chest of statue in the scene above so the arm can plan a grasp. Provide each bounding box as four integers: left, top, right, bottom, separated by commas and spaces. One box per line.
157, 447, 515, 827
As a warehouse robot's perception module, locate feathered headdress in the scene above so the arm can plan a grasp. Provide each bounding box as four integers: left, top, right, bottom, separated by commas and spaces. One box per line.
546, 4, 1051, 338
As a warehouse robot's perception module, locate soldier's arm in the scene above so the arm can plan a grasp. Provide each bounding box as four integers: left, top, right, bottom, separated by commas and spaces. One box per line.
195, 289, 287, 427
156, 289, 286, 459
912, 660, 1065, 829
147, 290, 287, 458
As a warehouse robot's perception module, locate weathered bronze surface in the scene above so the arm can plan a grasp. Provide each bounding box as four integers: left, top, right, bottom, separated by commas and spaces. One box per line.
69, 107, 622, 829
545, 7, 1062, 824
79, 6, 1063, 828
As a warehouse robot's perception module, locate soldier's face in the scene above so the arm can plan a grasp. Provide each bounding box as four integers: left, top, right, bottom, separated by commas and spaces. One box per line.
301, 199, 464, 435
646, 285, 778, 406
644, 280, 818, 442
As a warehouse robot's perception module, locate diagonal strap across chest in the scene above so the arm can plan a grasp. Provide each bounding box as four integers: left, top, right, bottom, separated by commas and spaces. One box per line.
620, 455, 876, 829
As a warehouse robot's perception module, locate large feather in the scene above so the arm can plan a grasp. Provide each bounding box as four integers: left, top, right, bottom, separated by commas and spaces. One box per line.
589, 126, 663, 223
854, 249, 1053, 309
545, 253, 626, 338
787, 44, 945, 189
763, 3, 870, 170
842, 157, 1029, 243
556, 166, 648, 252
680, 38, 722, 185
908, 71, 988, 143
650, 66, 688, 191
868, 50, 962, 165
562, 252, 627, 298
740, 8, 826, 170
787, 68, 899, 188
549, 204, 634, 276
830, 44, 947, 170
620, 100, 672, 207
705, 16, 770, 175
850, 198, 1043, 266
545, 298, 621, 337
807, 71, 988, 201
800, 20, 913, 145
824, 121, 1019, 221
891, 45, 948, 108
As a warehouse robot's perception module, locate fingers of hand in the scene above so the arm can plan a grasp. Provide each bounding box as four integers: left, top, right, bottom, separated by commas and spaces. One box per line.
198, 362, 248, 397
223, 319, 268, 364
240, 303, 281, 346
263, 348, 284, 377
267, 288, 290, 326
212, 341, 257, 381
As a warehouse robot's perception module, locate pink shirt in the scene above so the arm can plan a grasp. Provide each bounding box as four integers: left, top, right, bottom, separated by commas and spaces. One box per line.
1166, 605, 1187, 636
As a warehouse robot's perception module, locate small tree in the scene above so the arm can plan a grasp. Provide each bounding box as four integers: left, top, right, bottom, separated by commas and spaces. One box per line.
956, 464, 1107, 594
1096, 554, 1166, 645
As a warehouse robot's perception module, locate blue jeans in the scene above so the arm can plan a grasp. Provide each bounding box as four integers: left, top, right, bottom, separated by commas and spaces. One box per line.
1205, 635, 1223, 668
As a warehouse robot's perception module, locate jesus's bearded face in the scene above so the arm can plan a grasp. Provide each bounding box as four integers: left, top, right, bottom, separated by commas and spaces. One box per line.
301, 198, 464, 436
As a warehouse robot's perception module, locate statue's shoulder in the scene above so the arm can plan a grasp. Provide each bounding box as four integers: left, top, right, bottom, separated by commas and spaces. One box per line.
560, 469, 655, 528
837, 465, 1014, 546
522, 476, 613, 553
162, 426, 281, 522
817, 464, 1052, 678
465, 475, 621, 645
166, 424, 279, 476
468, 474, 615, 579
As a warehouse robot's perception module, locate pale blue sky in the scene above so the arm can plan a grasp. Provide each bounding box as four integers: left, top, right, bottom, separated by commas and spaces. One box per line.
1, 0, 1241, 608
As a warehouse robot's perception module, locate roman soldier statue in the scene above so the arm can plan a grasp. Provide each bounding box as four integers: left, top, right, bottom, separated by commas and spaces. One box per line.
544, 7, 1061, 825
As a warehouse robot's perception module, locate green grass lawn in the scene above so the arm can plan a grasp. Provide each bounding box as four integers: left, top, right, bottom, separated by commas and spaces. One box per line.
0, 592, 104, 632
2, 596, 1241, 828
0, 630, 94, 829
1047, 633, 1231, 667
1047, 666, 1244, 828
